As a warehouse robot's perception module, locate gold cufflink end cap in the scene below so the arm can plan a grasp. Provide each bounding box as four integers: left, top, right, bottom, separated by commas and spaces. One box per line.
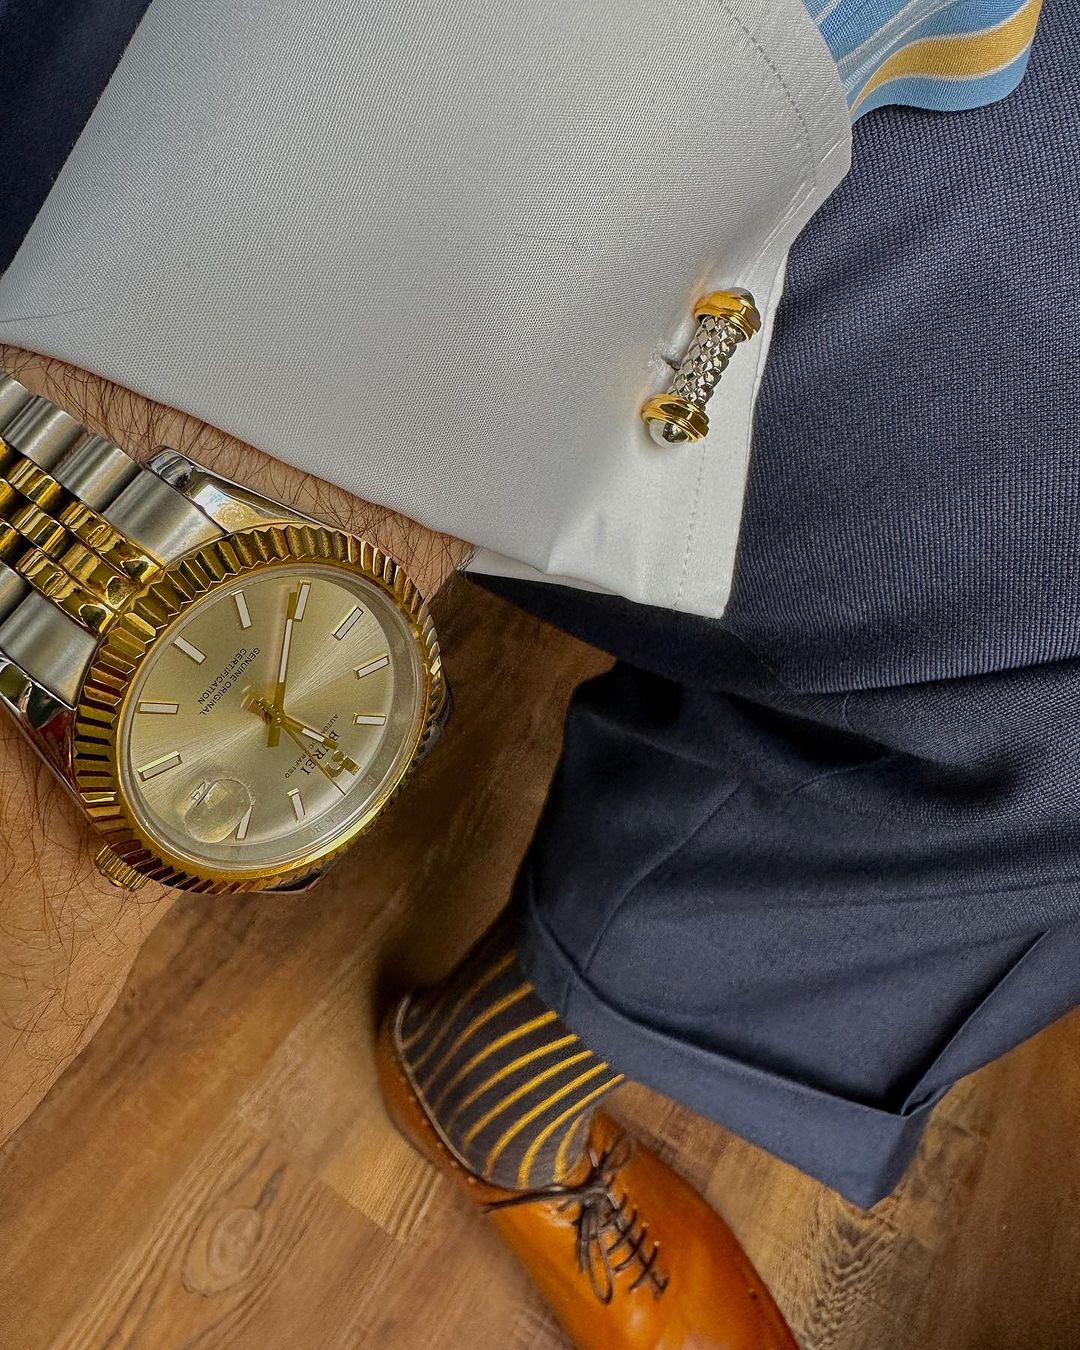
640, 395, 710, 446
693, 288, 762, 339
94, 844, 148, 891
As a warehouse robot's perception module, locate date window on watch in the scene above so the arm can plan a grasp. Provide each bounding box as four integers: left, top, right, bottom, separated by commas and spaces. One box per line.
184, 778, 254, 844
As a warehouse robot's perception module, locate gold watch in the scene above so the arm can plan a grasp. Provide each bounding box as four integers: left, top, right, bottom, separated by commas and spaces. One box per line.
0, 373, 446, 894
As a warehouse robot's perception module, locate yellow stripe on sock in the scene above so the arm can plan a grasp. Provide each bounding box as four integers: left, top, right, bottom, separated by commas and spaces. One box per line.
440, 1031, 579, 1127
403, 950, 518, 1062
851, 0, 1043, 113
461, 1050, 594, 1147
518, 1075, 626, 1190
418, 983, 532, 1092
553, 1112, 591, 1183
430, 1012, 563, 1118
483, 1063, 610, 1180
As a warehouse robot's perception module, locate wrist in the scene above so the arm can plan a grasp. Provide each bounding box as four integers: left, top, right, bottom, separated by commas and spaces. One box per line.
0, 346, 472, 600
0, 703, 176, 1144
0, 345, 469, 1142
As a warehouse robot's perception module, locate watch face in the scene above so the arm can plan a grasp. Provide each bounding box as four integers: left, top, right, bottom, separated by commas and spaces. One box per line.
112, 559, 426, 880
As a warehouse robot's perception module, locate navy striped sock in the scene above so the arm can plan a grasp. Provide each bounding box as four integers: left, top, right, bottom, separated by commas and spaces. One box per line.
398, 914, 624, 1191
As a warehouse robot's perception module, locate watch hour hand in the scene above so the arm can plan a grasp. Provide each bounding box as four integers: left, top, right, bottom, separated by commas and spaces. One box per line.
248, 696, 360, 776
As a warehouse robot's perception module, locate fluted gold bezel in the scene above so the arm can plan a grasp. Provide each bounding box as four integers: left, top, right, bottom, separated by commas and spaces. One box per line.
73, 524, 443, 894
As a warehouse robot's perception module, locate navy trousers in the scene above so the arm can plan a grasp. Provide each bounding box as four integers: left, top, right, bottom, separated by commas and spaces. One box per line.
482, 0, 1079, 1208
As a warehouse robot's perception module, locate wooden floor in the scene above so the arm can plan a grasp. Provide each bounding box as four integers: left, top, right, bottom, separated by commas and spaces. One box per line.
2, 580, 1080, 1350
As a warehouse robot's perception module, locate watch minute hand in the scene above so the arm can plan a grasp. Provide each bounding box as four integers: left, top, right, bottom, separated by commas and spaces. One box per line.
266, 587, 301, 748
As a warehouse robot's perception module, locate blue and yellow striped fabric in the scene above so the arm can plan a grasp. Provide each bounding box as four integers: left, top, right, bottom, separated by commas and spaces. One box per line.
805, 0, 1044, 119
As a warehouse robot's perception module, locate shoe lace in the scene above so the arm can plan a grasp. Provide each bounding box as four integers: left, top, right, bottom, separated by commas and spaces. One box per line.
483, 1133, 670, 1305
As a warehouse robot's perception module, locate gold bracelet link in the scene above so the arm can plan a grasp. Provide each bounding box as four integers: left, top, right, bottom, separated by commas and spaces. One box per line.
0, 433, 158, 636
0, 520, 18, 561
6, 456, 66, 508
59, 500, 161, 585
8, 501, 69, 556
56, 541, 140, 610
0, 376, 226, 709
14, 546, 115, 636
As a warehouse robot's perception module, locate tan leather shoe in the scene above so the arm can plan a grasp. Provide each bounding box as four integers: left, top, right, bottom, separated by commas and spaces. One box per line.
377, 999, 798, 1350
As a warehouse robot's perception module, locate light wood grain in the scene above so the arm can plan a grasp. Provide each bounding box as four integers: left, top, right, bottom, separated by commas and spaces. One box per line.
2, 580, 1079, 1350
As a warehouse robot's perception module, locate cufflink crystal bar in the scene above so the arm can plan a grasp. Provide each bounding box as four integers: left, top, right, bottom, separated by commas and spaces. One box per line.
641, 289, 761, 446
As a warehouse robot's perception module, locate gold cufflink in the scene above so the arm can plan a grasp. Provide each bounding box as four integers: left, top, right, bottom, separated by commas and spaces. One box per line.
641, 289, 761, 446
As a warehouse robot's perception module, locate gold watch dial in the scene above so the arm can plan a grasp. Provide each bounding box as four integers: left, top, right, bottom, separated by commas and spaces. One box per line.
116, 563, 422, 874
74, 526, 441, 893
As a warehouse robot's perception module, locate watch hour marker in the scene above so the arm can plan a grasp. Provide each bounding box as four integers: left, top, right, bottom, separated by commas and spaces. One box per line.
354, 654, 389, 680
288, 787, 306, 821
293, 581, 311, 622
234, 590, 252, 629
276, 618, 293, 682
353, 713, 387, 726
235, 804, 253, 841
173, 636, 205, 664
332, 605, 364, 640
138, 750, 183, 781
137, 700, 179, 715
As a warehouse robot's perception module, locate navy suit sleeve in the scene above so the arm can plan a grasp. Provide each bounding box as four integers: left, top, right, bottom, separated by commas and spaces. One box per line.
0, 0, 150, 274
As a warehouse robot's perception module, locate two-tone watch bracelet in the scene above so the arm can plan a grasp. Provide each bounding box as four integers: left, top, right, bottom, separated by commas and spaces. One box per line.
0, 373, 224, 711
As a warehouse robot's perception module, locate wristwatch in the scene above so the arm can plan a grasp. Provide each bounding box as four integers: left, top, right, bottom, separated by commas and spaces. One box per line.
0, 373, 446, 894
